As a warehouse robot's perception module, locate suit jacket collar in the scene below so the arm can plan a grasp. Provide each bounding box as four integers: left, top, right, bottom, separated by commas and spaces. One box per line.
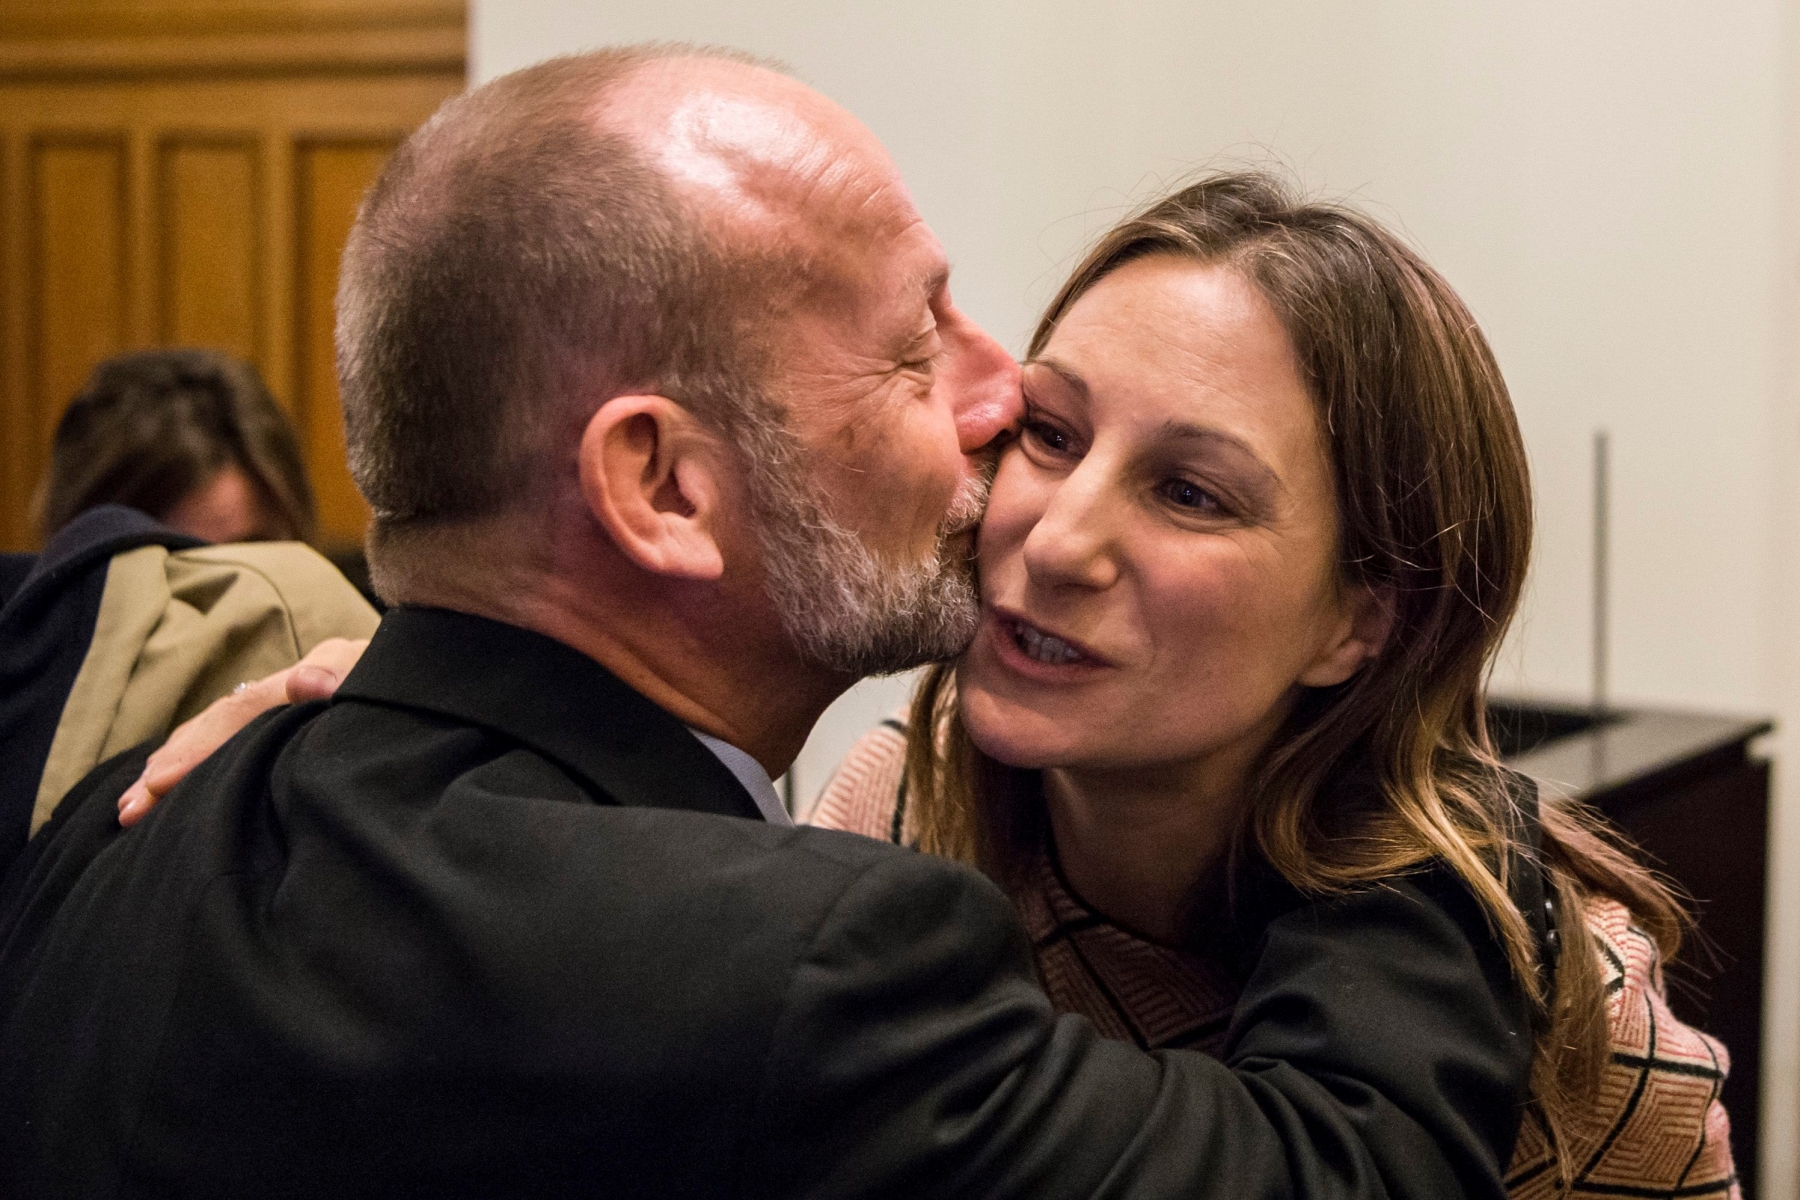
334, 606, 766, 823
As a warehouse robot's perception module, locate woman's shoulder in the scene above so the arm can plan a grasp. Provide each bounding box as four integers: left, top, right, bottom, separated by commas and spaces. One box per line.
1505, 893, 1739, 1199
804, 716, 913, 844
1580, 897, 1733, 1100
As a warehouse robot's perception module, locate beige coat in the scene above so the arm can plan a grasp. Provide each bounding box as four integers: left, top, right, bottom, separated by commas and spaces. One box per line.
32, 542, 379, 835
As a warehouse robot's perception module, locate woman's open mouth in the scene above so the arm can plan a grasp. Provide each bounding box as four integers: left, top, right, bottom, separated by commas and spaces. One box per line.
989, 608, 1110, 673
1011, 618, 1086, 665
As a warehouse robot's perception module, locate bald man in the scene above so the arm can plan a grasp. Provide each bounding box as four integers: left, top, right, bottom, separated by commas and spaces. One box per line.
0, 47, 1531, 1199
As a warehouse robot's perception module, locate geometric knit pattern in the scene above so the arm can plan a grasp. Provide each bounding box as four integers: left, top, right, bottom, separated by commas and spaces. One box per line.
801, 717, 910, 836
1504, 900, 1739, 1200
1010, 838, 1240, 1055
808, 723, 1741, 1199
812, 729, 1236, 1053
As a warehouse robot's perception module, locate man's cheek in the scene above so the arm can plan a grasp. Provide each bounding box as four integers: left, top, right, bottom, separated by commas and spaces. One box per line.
884, 415, 963, 524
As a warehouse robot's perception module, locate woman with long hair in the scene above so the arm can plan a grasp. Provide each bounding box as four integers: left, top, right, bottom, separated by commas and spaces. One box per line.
815, 172, 1736, 1198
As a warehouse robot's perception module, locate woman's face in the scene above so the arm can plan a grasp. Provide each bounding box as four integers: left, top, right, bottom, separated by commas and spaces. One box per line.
162, 462, 284, 544
958, 255, 1386, 776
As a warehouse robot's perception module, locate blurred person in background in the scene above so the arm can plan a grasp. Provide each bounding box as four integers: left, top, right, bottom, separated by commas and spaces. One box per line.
34, 347, 315, 546
0, 345, 374, 882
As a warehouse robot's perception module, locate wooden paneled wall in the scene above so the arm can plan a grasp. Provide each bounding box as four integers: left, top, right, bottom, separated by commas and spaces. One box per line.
0, 1, 464, 550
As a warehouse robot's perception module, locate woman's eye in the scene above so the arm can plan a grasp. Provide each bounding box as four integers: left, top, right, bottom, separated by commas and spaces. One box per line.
1162, 478, 1222, 512
1023, 419, 1073, 455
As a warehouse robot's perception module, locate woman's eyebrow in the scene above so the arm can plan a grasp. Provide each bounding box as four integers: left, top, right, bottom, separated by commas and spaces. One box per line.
1021, 356, 1089, 400
1159, 423, 1284, 493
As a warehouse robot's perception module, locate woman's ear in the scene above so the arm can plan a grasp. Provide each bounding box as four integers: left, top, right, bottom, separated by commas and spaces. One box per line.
1297, 582, 1397, 688
577, 396, 727, 581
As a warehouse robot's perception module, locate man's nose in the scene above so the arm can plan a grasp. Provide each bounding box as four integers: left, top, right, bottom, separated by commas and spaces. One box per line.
948, 317, 1024, 455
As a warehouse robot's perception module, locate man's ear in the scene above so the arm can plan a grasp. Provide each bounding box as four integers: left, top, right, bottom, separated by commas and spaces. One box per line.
1297, 582, 1397, 689
578, 395, 728, 581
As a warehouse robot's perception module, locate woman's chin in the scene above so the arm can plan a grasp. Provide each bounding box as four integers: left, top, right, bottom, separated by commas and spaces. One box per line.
958, 684, 1085, 770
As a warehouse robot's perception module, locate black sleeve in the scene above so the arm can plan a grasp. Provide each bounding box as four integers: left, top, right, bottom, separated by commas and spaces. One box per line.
0, 743, 150, 951
1221, 865, 1531, 1198
748, 852, 1528, 1200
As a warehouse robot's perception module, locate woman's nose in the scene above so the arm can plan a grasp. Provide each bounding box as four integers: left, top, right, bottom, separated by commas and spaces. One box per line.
1021, 467, 1120, 592
946, 313, 1024, 455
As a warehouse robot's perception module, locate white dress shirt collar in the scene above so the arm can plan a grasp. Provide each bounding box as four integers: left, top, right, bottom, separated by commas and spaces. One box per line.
686, 728, 792, 826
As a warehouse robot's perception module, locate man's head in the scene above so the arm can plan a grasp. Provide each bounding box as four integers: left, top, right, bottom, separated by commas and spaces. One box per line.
338, 46, 1019, 680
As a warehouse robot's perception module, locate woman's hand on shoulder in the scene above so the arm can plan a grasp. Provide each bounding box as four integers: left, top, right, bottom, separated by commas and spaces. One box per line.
116, 637, 369, 827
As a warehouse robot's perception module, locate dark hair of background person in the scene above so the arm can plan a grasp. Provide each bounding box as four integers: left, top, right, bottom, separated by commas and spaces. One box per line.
35, 347, 316, 545
902, 170, 1688, 1184
335, 44, 799, 594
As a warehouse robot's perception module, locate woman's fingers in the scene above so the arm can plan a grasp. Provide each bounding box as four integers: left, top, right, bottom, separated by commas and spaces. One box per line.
117, 676, 286, 826
284, 638, 367, 703
116, 638, 369, 828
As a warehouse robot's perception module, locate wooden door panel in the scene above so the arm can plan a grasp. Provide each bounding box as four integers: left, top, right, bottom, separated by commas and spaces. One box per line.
0, 3, 462, 551
159, 138, 260, 362
30, 137, 130, 470
296, 138, 389, 545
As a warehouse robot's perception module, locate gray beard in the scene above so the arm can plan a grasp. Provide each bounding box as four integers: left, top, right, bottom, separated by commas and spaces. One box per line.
735, 417, 987, 678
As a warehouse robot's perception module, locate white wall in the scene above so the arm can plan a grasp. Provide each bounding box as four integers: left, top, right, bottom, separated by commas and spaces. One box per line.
474, 4, 1800, 1191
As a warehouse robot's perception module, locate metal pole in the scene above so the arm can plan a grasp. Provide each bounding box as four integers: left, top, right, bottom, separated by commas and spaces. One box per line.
1592, 429, 1610, 717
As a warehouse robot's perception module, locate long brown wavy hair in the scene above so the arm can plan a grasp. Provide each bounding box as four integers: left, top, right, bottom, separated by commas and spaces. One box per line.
904, 171, 1685, 1179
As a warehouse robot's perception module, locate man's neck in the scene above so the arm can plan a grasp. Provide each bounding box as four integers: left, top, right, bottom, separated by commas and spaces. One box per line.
379, 528, 853, 778
504, 578, 851, 776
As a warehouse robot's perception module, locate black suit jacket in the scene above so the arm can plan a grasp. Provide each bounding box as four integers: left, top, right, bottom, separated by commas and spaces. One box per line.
0, 607, 1533, 1198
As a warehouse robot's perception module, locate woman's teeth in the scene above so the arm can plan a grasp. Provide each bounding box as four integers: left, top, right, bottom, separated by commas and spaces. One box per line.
1013, 621, 1085, 665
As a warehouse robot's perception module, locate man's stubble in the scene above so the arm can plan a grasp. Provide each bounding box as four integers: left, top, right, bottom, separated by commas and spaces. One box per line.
733, 412, 990, 679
